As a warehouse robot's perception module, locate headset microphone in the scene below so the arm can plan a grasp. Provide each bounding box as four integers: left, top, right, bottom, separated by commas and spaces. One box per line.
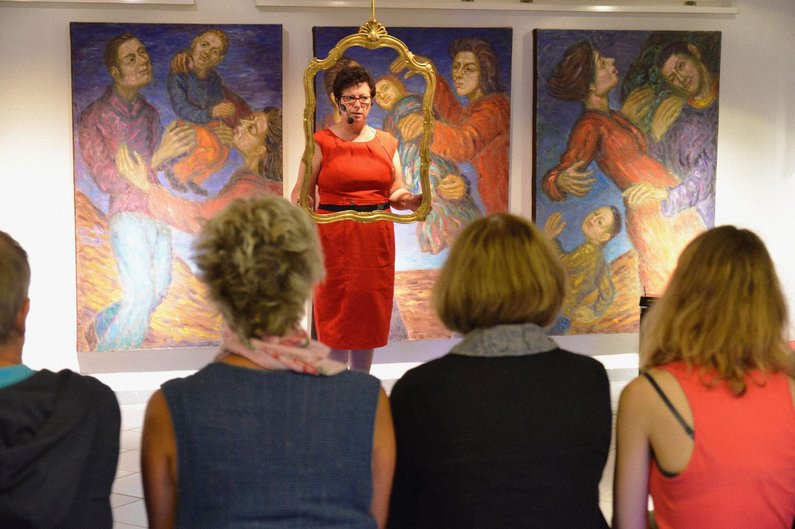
340, 103, 354, 124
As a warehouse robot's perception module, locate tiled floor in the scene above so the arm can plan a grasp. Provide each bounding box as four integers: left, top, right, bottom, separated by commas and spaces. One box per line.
109, 353, 637, 528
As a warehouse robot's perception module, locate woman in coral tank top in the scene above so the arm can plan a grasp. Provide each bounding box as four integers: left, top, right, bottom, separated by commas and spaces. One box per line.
291, 65, 422, 372
613, 225, 795, 529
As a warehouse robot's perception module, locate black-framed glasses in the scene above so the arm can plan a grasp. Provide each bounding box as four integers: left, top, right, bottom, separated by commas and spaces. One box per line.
340, 95, 372, 105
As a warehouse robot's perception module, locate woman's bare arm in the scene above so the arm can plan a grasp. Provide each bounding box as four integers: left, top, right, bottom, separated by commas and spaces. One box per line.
370, 388, 396, 529
141, 390, 179, 529
613, 377, 653, 529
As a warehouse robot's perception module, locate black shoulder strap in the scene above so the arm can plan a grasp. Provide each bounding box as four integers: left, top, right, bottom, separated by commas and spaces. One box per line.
642, 371, 695, 439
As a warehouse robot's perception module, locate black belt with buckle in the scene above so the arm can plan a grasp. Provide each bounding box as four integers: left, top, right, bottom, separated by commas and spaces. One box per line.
318, 202, 391, 212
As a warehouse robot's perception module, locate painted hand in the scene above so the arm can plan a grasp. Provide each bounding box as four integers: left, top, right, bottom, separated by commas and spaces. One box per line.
622, 183, 669, 208
152, 121, 196, 168
621, 86, 655, 126
557, 160, 595, 197
436, 174, 467, 201
543, 211, 567, 240
170, 50, 192, 74
397, 113, 423, 142
116, 144, 150, 191
650, 95, 686, 141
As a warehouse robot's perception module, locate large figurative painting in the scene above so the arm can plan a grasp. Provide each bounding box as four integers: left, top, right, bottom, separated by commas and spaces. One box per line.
71, 23, 283, 356
534, 30, 720, 335
313, 26, 512, 342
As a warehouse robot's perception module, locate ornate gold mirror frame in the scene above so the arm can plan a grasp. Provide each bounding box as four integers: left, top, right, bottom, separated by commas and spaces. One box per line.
298, 4, 435, 224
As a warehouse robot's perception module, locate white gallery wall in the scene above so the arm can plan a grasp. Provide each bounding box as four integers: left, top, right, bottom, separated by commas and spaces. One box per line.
0, 0, 793, 372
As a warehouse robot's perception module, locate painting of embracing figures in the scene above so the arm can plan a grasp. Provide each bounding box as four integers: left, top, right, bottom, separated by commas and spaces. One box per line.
71, 23, 283, 356
534, 29, 720, 336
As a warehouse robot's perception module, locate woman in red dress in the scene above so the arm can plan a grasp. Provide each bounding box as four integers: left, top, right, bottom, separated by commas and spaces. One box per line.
291, 66, 422, 372
543, 42, 705, 295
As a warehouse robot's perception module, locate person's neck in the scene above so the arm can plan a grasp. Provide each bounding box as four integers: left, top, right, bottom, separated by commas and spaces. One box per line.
194, 67, 211, 79
466, 88, 485, 104
114, 84, 140, 103
332, 121, 368, 141
584, 92, 610, 112
218, 351, 270, 371
0, 340, 23, 368
242, 153, 264, 173
689, 70, 718, 108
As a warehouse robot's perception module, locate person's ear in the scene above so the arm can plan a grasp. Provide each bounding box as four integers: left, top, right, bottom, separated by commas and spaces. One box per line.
110, 65, 121, 82
253, 144, 267, 158
15, 298, 30, 337
687, 43, 702, 61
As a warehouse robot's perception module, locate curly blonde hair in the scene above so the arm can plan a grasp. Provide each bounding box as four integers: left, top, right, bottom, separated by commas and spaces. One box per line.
433, 213, 565, 334
641, 225, 793, 395
193, 196, 324, 339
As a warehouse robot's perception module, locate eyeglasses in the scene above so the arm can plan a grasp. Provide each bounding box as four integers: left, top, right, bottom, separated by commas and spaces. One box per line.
340, 95, 372, 105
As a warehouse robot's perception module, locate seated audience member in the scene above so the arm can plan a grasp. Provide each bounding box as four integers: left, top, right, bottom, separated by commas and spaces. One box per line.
387, 213, 612, 529
0, 231, 120, 528
141, 196, 395, 529
613, 226, 795, 529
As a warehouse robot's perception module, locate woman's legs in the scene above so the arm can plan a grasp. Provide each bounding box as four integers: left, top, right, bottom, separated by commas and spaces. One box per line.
349, 349, 374, 372
328, 348, 350, 367
328, 348, 374, 372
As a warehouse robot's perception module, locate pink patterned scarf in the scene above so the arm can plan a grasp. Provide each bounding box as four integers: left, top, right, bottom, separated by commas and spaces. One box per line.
216, 325, 347, 376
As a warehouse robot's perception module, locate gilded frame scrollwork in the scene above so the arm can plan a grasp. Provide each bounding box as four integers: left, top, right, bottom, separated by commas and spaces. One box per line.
298, 19, 435, 224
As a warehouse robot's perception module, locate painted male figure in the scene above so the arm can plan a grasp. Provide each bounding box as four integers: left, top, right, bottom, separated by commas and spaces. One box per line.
648, 41, 719, 227
78, 33, 194, 351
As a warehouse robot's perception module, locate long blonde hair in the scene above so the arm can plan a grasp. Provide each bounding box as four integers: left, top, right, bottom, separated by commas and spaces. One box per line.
641, 225, 793, 395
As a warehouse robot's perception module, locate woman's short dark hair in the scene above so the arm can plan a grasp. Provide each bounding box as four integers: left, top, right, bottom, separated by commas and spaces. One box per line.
323, 57, 359, 97
332, 65, 376, 103
548, 41, 595, 102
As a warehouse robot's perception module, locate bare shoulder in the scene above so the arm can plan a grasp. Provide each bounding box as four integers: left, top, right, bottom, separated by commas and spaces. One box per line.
143, 389, 173, 434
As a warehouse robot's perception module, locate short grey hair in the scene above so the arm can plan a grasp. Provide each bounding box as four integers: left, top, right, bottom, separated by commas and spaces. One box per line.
0, 231, 31, 344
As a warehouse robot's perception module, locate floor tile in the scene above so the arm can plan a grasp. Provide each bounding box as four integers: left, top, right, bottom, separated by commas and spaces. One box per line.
112, 499, 147, 528
110, 493, 140, 509
121, 429, 142, 451
112, 472, 144, 499
117, 449, 140, 474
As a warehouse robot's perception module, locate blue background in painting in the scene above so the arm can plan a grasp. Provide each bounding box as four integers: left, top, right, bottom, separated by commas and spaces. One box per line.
71, 22, 282, 267
313, 26, 512, 271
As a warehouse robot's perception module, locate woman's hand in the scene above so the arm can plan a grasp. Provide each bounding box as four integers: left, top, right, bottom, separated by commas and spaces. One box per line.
390, 189, 423, 212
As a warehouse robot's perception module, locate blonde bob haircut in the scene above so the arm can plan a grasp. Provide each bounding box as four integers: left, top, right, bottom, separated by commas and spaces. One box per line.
641, 225, 793, 395
193, 196, 325, 340
433, 213, 565, 334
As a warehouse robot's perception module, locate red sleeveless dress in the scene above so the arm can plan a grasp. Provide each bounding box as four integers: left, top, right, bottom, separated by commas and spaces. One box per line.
312, 128, 397, 349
